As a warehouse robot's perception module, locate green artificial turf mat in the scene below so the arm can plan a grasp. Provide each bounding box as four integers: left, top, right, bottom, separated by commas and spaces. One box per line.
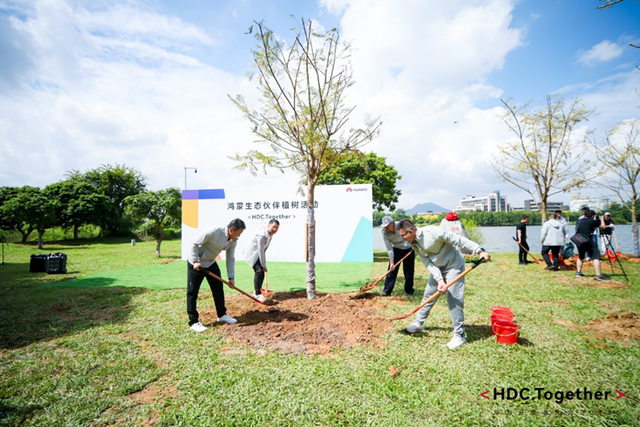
50, 260, 373, 293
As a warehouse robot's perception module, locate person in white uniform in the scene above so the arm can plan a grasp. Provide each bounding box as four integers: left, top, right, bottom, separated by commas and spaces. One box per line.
245, 219, 280, 302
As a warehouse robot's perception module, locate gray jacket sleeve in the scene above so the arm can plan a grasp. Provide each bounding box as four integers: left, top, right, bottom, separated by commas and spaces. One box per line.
226, 240, 237, 279
382, 231, 394, 259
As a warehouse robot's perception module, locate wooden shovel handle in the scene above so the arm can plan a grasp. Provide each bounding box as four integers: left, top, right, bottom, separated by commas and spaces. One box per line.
512, 236, 542, 263
360, 250, 413, 292
200, 267, 265, 305
392, 258, 485, 320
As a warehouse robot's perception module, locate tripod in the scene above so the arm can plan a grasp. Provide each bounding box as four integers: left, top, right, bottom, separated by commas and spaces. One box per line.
602, 234, 628, 282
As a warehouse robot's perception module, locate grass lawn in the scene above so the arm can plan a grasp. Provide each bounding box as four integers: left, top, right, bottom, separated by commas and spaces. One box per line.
1, 238, 639, 426
52, 259, 372, 294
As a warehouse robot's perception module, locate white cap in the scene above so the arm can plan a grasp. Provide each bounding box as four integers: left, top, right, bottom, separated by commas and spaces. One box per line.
604, 212, 611, 216
381, 216, 394, 227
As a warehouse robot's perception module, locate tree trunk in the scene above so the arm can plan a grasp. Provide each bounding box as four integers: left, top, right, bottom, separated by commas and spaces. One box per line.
37, 230, 44, 250
18, 227, 32, 243
306, 182, 317, 300
540, 199, 548, 221
155, 227, 165, 258
632, 199, 639, 258
73, 225, 79, 240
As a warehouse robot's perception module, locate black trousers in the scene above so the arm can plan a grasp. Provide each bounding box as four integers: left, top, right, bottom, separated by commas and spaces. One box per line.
541, 245, 561, 268
187, 261, 226, 325
252, 260, 265, 294
382, 247, 415, 295
518, 240, 529, 263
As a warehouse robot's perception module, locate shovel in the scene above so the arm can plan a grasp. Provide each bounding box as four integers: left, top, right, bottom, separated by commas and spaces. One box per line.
200, 267, 269, 305
512, 236, 542, 264
260, 271, 275, 298
360, 251, 413, 292
391, 258, 485, 320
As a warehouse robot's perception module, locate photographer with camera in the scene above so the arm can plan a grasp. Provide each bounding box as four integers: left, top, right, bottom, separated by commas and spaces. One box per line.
571, 210, 610, 281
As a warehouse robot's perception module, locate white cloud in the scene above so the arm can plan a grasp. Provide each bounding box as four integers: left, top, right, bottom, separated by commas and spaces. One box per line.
577, 40, 624, 66
323, 0, 525, 209
1, 0, 638, 214
0, 0, 269, 193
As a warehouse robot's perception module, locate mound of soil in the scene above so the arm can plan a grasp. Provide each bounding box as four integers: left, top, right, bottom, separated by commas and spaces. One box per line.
200, 291, 399, 356
556, 311, 640, 343
588, 312, 640, 342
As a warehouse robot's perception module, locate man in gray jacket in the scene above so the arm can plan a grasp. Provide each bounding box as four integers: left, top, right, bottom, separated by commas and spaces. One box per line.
397, 219, 490, 350
245, 219, 280, 302
380, 216, 415, 297
540, 212, 565, 271
187, 218, 246, 332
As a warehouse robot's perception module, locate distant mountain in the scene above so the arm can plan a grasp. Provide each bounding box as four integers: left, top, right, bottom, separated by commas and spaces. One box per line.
405, 202, 450, 215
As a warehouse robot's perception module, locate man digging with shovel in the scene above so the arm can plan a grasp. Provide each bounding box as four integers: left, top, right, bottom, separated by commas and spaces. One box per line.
187, 218, 246, 333
396, 220, 490, 350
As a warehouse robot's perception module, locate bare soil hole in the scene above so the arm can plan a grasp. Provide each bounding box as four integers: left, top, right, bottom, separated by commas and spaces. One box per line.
201, 291, 399, 356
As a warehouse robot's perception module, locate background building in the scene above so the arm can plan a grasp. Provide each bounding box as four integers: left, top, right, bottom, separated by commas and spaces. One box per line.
524, 199, 568, 212
455, 191, 509, 212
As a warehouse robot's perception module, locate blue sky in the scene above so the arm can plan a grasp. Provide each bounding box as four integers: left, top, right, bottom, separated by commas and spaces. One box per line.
1, 0, 639, 211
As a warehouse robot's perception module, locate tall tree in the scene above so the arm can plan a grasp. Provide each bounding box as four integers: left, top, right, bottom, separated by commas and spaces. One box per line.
318, 152, 402, 212
44, 180, 116, 239
489, 96, 593, 220
230, 19, 381, 299
67, 164, 147, 235
589, 120, 640, 257
124, 188, 182, 257
0, 186, 55, 247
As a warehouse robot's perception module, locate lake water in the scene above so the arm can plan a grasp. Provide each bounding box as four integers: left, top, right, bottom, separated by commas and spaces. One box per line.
373, 225, 638, 254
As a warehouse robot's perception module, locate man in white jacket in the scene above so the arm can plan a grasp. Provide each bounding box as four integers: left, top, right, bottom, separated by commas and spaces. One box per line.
187, 218, 245, 332
245, 219, 280, 302
396, 219, 490, 350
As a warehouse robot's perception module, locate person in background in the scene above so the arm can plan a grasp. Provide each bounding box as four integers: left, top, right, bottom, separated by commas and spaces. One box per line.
440, 212, 472, 255
599, 212, 615, 255
573, 210, 610, 281
540, 212, 565, 271
554, 210, 569, 242
397, 219, 490, 350
245, 219, 280, 302
516, 215, 530, 265
575, 206, 599, 259
187, 218, 246, 332
380, 216, 415, 297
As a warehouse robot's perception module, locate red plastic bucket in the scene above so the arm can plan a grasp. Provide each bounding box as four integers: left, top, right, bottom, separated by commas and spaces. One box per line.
492, 322, 519, 345
491, 307, 513, 316
490, 314, 514, 331
491, 309, 514, 320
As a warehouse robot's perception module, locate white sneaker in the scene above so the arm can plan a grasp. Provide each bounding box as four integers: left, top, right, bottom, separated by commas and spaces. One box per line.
446, 334, 467, 350
217, 314, 238, 324
254, 293, 266, 302
190, 322, 207, 333
406, 321, 424, 334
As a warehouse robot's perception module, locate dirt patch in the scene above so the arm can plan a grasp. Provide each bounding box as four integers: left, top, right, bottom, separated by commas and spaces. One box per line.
127, 381, 178, 404
160, 258, 182, 264
201, 291, 399, 356
617, 254, 640, 263
555, 311, 640, 343
554, 275, 628, 289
